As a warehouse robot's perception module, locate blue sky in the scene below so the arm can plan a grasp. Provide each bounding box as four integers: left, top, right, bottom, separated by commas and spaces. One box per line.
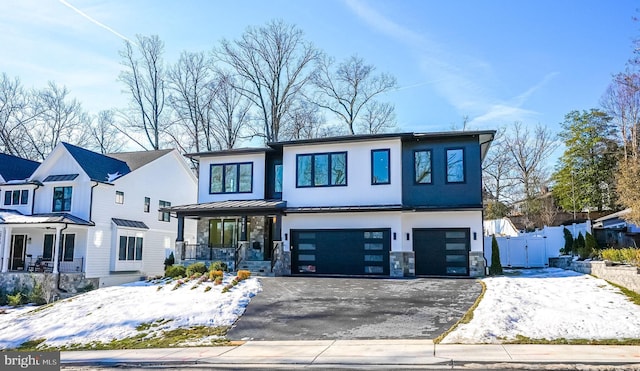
0, 0, 637, 138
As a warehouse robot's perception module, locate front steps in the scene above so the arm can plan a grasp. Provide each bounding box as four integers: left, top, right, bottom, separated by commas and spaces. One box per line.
237, 260, 274, 277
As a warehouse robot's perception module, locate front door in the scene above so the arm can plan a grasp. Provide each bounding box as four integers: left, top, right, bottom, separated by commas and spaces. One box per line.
10, 234, 26, 271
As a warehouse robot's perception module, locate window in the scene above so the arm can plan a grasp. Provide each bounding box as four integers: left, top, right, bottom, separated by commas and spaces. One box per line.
115, 191, 124, 204
144, 197, 150, 213
371, 149, 390, 185
296, 152, 347, 187
3, 190, 29, 205
446, 148, 465, 183
119, 235, 143, 261
274, 164, 283, 194
158, 200, 171, 222
209, 219, 238, 248
43, 233, 75, 261
209, 162, 253, 194
414, 150, 432, 184
52, 186, 72, 212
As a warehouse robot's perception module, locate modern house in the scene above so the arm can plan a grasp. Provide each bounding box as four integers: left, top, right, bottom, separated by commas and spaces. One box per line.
168, 131, 495, 277
0, 143, 197, 288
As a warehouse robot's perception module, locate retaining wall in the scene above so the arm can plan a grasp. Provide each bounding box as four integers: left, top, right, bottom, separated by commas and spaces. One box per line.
569, 260, 640, 294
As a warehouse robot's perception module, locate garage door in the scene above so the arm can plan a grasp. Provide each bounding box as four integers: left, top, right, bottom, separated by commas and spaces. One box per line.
291, 229, 390, 275
413, 228, 470, 276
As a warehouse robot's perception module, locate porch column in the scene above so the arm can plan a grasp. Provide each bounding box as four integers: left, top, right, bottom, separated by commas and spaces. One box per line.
176, 215, 185, 242
1, 226, 11, 273
52, 226, 62, 274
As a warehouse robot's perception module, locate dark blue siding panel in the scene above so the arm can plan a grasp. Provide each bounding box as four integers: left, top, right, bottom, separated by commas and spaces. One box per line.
402, 136, 483, 208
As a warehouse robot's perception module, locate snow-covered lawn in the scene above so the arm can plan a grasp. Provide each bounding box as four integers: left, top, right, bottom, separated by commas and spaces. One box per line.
443, 268, 640, 343
0, 275, 261, 349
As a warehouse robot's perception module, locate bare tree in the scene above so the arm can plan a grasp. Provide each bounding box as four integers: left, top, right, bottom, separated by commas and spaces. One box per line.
602, 71, 640, 161
28, 82, 89, 160
311, 54, 397, 135
209, 71, 250, 149
281, 100, 332, 140
215, 20, 320, 142
119, 34, 168, 150
357, 101, 397, 134
482, 127, 518, 204
88, 110, 125, 154
0, 73, 37, 158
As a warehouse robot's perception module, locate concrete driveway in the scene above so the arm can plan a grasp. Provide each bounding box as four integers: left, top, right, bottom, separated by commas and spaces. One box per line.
227, 277, 482, 341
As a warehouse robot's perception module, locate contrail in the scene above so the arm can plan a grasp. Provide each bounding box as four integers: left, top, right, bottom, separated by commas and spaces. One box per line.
59, 0, 132, 42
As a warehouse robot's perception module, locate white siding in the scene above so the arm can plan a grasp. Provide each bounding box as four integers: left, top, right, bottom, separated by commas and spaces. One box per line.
401, 210, 484, 253
197, 152, 266, 202
282, 139, 402, 207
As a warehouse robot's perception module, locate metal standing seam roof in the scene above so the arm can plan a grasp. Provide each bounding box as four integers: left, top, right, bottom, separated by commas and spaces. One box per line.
166, 200, 287, 214
112, 218, 149, 229
0, 210, 93, 226
43, 174, 79, 182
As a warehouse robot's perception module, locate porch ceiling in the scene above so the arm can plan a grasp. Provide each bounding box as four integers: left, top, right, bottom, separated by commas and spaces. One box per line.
167, 199, 287, 217
0, 210, 93, 226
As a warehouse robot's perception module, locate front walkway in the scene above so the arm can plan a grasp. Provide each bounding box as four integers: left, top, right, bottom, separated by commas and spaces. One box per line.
61, 341, 640, 369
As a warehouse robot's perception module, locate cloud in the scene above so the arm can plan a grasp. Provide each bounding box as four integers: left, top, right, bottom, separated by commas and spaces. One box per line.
344, 0, 555, 128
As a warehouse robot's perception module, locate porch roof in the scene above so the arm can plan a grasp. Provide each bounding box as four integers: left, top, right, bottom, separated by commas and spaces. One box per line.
166, 199, 287, 217
0, 210, 94, 226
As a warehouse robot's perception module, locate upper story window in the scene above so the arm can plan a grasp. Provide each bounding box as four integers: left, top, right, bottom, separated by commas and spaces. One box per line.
4, 190, 28, 205
210, 162, 253, 194
274, 164, 283, 194
144, 197, 150, 213
158, 200, 171, 222
371, 149, 390, 185
296, 152, 347, 187
446, 148, 465, 183
414, 150, 432, 184
53, 186, 72, 212
115, 191, 124, 204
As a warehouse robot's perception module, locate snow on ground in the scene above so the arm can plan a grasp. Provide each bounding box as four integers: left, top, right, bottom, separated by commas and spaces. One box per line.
0, 275, 261, 349
442, 268, 640, 343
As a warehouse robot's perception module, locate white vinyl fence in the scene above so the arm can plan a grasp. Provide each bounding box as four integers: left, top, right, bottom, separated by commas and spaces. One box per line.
485, 222, 591, 268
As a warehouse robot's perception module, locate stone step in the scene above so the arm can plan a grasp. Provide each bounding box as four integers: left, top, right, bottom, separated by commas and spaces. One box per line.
237, 260, 274, 277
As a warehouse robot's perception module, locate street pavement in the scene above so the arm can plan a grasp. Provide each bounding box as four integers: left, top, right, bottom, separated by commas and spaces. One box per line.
60, 340, 640, 370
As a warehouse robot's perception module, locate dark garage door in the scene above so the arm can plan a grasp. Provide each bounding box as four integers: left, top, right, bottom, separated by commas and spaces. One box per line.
413, 228, 470, 276
291, 229, 390, 275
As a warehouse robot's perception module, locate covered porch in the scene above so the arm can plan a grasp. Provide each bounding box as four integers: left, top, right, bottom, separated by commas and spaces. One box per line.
168, 200, 289, 275
0, 210, 93, 274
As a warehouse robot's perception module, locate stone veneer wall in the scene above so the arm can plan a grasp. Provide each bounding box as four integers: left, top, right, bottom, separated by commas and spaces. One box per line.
569, 260, 640, 294
469, 251, 486, 277
0, 273, 98, 302
389, 251, 415, 277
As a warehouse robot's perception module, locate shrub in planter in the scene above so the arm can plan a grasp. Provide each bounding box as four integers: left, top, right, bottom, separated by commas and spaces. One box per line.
209, 261, 228, 272
165, 265, 186, 278
237, 270, 251, 280
580, 232, 598, 259
563, 228, 574, 255
489, 235, 503, 275
209, 270, 224, 281
574, 233, 585, 258
164, 252, 175, 270
186, 262, 208, 277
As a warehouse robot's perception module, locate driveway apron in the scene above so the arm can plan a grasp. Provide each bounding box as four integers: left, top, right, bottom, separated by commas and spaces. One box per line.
227, 277, 481, 340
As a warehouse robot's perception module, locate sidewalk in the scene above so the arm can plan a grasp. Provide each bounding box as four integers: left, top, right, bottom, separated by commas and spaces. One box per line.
61, 340, 640, 369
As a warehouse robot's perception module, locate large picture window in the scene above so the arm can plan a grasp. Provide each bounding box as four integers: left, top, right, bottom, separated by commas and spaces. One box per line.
414, 150, 432, 184
446, 148, 465, 183
52, 186, 72, 212
210, 162, 253, 194
119, 235, 143, 261
296, 152, 347, 187
371, 149, 390, 185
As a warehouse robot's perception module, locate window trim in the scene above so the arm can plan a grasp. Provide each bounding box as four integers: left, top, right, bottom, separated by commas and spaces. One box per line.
3, 189, 29, 206
115, 191, 124, 204
295, 151, 348, 188
371, 149, 391, 185
144, 197, 150, 213
158, 200, 171, 222
52, 186, 72, 212
118, 235, 144, 261
445, 147, 466, 184
209, 162, 254, 194
413, 149, 433, 185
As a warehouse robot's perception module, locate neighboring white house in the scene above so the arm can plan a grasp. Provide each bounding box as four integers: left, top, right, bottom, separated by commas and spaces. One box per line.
0, 143, 197, 287
168, 131, 495, 277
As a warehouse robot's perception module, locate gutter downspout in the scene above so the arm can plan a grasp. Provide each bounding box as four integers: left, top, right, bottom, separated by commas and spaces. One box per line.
56, 223, 69, 293
30, 183, 41, 215
89, 181, 99, 223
